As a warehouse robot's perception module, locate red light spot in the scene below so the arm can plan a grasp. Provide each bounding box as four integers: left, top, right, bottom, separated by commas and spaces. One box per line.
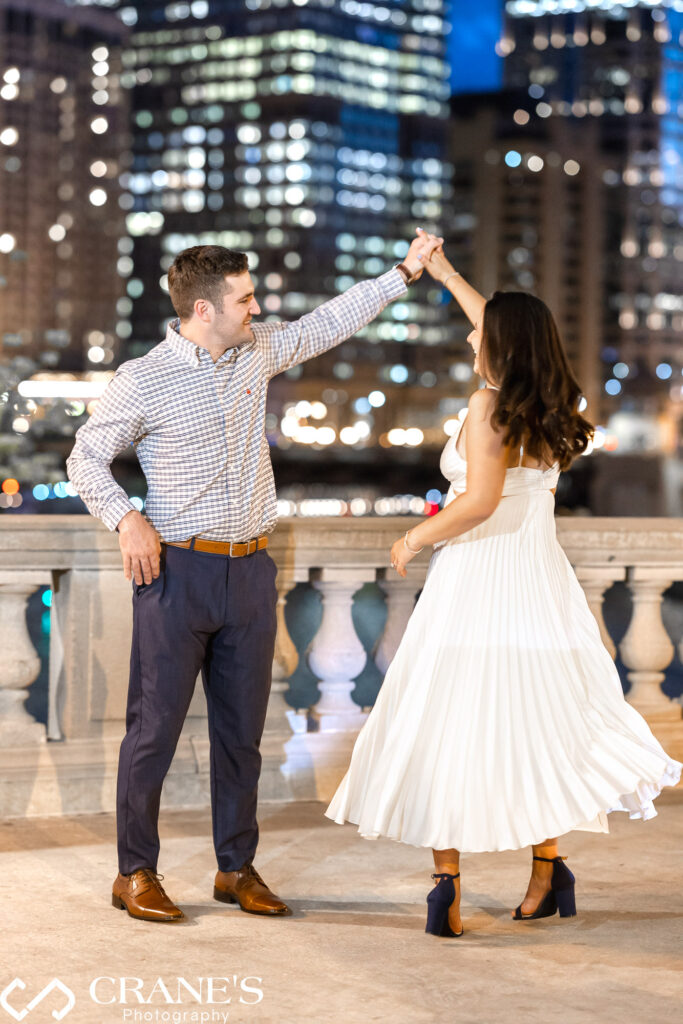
246, 389, 251, 395
2, 478, 19, 495
426, 502, 439, 516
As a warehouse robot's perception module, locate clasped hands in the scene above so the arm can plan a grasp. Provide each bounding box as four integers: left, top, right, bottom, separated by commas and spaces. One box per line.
401, 228, 444, 281
401, 227, 455, 286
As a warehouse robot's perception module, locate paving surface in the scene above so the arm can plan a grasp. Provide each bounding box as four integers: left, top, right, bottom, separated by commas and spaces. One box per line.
1, 792, 682, 1024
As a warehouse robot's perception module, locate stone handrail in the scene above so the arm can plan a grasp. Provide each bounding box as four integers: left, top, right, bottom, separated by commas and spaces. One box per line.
0, 515, 681, 815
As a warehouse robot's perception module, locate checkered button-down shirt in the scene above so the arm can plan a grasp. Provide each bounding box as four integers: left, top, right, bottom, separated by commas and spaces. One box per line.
66, 269, 407, 541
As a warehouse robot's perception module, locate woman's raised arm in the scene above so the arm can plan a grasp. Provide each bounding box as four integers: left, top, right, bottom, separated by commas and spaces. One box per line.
417, 231, 486, 330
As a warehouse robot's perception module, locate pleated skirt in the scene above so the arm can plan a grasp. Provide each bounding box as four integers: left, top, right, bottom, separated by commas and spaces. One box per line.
325, 490, 681, 852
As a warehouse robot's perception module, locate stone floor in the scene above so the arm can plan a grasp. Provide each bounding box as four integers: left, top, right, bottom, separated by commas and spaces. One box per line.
2, 792, 682, 1024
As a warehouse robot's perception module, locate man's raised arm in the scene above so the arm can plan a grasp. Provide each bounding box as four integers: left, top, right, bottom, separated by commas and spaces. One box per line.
255, 230, 442, 378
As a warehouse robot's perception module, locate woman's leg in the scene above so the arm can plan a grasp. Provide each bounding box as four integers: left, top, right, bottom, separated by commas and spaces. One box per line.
432, 847, 462, 934
512, 837, 558, 918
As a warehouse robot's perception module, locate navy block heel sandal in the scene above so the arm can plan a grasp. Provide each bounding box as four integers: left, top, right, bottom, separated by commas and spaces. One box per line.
425, 872, 464, 937
513, 855, 577, 921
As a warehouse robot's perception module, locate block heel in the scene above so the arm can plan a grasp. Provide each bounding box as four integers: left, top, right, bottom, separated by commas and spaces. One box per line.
556, 885, 576, 917
112, 894, 126, 910
425, 872, 463, 938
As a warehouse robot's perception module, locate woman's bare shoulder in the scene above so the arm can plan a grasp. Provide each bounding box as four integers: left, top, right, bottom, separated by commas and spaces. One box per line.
466, 386, 498, 420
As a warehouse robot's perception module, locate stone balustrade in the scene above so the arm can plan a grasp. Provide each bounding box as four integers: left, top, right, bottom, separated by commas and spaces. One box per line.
0, 514, 682, 816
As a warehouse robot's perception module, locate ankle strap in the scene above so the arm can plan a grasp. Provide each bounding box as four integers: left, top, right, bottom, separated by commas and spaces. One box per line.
432, 872, 460, 880
532, 855, 567, 863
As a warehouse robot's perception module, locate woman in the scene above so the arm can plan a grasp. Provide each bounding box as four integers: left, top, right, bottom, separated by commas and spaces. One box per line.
325, 245, 681, 938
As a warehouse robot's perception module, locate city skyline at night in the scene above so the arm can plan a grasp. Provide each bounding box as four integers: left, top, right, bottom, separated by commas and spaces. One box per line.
502, 0, 683, 431
98, 0, 469, 484
1, 0, 682, 517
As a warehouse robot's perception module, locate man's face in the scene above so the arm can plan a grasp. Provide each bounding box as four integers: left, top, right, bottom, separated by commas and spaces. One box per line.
212, 271, 261, 346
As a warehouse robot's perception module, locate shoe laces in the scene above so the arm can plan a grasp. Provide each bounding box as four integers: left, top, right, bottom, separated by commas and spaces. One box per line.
247, 864, 265, 882
134, 869, 166, 894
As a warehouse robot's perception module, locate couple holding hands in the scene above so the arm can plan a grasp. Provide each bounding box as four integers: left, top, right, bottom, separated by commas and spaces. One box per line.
67, 229, 679, 938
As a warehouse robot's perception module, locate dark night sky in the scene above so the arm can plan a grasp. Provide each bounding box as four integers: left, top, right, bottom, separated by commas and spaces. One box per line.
449, 0, 503, 94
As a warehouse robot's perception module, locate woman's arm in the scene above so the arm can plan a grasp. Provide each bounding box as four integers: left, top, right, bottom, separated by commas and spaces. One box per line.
389, 389, 507, 573
419, 237, 486, 329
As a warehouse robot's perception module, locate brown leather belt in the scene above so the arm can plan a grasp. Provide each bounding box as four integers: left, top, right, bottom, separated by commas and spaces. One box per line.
163, 535, 268, 557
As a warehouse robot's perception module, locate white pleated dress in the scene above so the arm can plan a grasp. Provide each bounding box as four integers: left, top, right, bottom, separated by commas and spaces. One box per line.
326, 415, 681, 852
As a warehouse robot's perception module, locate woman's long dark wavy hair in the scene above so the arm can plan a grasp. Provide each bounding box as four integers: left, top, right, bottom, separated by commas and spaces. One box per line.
479, 291, 594, 472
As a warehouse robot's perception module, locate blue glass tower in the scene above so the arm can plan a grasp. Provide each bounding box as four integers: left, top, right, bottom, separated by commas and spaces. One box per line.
500, 0, 683, 420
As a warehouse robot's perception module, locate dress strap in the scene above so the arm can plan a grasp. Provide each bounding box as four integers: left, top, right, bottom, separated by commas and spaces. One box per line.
518, 442, 524, 467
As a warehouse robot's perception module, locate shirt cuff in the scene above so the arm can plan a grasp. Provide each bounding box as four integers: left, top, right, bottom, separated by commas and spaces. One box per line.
377, 267, 409, 302
102, 494, 137, 532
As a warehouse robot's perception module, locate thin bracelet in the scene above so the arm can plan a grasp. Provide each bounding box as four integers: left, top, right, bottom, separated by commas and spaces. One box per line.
441, 272, 460, 289
404, 530, 424, 554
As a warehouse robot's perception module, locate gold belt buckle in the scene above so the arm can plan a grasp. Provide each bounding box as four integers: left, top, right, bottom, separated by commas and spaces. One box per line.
227, 536, 260, 557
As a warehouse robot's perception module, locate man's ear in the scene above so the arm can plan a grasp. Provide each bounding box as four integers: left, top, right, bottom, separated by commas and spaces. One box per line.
193, 298, 213, 323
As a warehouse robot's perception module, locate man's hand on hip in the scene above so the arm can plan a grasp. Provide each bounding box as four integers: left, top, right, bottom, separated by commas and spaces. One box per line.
117, 510, 162, 585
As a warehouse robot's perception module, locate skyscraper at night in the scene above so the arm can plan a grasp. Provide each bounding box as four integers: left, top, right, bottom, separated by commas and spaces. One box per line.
498, 0, 683, 432
118, 4, 451, 357
0, 0, 127, 372
447, 85, 609, 418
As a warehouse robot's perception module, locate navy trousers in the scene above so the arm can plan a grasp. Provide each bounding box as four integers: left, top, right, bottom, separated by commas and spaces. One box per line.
116, 543, 278, 875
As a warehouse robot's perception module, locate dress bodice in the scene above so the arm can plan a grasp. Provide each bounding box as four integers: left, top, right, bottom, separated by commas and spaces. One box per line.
440, 416, 560, 500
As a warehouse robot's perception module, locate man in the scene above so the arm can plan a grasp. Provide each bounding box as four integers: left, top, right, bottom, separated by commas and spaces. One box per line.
66, 228, 442, 923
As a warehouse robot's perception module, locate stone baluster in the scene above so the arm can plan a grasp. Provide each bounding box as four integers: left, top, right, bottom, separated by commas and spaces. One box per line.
574, 565, 626, 660
47, 568, 67, 741
307, 567, 376, 732
264, 574, 299, 735
374, 565, 424, 676
0, 572, 50, 745
620, 566, 678, 720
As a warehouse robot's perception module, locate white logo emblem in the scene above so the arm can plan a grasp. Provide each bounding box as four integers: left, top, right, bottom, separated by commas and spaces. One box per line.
0, 979, 75, 1021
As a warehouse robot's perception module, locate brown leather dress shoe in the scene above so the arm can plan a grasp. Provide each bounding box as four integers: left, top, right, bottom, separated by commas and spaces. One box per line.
112, 869, 184, 922
214, 864, 291, 916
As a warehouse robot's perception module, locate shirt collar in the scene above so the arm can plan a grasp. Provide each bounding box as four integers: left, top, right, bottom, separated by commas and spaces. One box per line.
165, 319, 203, 366
165, 319, 251, 367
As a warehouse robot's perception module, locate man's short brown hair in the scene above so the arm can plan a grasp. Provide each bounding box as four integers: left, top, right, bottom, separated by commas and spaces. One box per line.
167, 245, 249, 320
